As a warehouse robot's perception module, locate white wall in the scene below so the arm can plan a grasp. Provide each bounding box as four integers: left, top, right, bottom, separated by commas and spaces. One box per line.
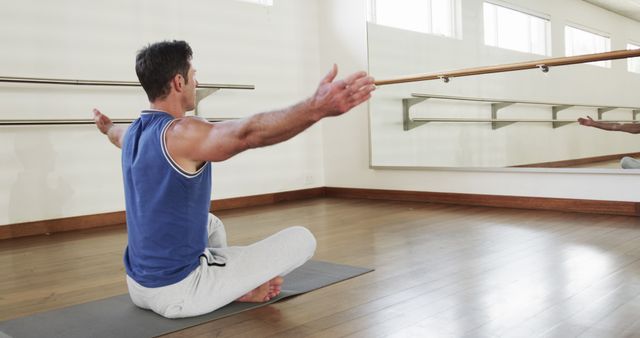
2, 0, 640, 228
319, 0, 640, 202
0, 0, 325, 226
367, 0, 640, 167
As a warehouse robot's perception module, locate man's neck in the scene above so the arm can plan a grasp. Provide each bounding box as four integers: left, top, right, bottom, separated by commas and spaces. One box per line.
150, 100, 186, 119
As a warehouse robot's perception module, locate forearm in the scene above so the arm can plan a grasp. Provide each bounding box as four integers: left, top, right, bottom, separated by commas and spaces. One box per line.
106, 125, 127, 148
590, 121, 619, 131
619, 123, 640, 134
592, 121, 640, 134
242, 99, 323, 148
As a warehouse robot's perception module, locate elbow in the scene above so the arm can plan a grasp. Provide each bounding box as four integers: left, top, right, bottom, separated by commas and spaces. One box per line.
212, 132, 255, 162
243, 133, 263, 150
237, 122, 264, 150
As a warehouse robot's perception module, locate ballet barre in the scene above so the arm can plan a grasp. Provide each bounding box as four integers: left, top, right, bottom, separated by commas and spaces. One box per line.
0, 76, 254, 124
376, 49, 640, 86
0, 117, 237, 126
403, 93, 640, 131
0, 76, 253, 90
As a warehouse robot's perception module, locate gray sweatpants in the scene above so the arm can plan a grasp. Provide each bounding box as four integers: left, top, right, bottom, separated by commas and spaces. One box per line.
126, 214, 316, 318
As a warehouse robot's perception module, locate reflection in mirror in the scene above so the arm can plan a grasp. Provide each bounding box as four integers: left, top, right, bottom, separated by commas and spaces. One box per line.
367, 0, 640, 170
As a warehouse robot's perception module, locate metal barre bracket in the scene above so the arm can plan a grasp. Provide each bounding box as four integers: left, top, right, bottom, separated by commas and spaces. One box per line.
195, 88, 220, 116
551, 105, 573, 128
402, 97, 428, 131
491, 103, 515, 130
536, 64, 549, 73
597, 107, 615, 120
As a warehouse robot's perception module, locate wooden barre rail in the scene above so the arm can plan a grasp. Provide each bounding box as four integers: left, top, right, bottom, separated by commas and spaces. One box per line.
0, 117, 237, 126
0, 76, 254, 90
375, 49, 640, 86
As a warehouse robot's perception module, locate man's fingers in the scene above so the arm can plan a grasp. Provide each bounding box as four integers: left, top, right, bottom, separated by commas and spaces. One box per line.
334, 75, 374, 99
346, 93, 372, 110
350, 86, 375, 101
348, 76, 375, 91
347, 88, 373, 105
320, 64, 338, 85
342, 71, 369, 88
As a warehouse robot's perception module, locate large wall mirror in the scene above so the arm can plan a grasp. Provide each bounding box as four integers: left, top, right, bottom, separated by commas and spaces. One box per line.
367, 0, 640, 171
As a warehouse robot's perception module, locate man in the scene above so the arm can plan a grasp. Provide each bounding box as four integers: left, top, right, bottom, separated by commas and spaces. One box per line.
94, 40, 375, 318
578, 116, 640, 168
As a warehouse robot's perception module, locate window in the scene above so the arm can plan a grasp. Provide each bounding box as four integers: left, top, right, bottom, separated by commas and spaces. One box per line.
483, 2, 550, 56
234, 0, 273, 5
564, 25, 611, 68
368, 0, 457, 38
628, 43, 640, 74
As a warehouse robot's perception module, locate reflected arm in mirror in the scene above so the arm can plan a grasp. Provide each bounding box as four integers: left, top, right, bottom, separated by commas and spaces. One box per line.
578, 116, 640, 134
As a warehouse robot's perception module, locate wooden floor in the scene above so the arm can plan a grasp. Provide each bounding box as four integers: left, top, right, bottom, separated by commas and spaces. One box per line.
565, 159, 622, 169
3, 198, 640, 337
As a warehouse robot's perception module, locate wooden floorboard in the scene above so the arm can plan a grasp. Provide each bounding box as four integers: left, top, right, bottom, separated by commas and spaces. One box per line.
2, 197, 640, 337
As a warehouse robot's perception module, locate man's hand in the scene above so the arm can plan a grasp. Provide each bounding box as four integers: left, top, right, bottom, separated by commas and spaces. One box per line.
94, 108, 114, 135
309, 64, 375, 118
93, 108, 126, 149
578, 116, 596, 127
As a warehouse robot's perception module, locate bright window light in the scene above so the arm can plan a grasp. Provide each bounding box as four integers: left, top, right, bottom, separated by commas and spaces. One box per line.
234, 0, 273, 6
483, 2, 550, 56
565, 25, 611, 68
628, 43, 640, 74
368, 0, 457, 38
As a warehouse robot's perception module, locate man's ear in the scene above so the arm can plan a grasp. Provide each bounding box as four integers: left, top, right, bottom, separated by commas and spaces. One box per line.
172, 74, 184, 93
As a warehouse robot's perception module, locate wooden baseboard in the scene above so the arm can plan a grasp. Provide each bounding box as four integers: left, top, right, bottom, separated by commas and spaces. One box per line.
211, 187, 325, 211
0, 187, 325, 240
324, 187, 640, 216
2, 186, 637, 240
0, 211, 126, 241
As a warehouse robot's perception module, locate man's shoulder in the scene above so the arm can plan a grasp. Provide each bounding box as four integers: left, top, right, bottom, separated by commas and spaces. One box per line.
164, 116, 213, 146
171, 116, 208, 127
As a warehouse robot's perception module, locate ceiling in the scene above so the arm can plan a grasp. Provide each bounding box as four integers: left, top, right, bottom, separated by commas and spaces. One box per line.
583, 0, 640, 21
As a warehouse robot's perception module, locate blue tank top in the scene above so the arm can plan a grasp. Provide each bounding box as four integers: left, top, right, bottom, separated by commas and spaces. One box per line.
122, 110, 211, 288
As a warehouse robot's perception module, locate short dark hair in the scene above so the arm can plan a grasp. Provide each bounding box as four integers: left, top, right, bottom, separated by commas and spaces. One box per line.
135, 40, 193, 102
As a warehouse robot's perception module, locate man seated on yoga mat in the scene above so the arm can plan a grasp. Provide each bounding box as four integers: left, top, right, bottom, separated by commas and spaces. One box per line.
93, 40, 375, 318
578, 116, 640, 169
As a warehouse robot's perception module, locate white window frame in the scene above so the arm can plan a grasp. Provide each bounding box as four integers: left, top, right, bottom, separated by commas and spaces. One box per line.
564, 24, 611, 68
483, 1, 551, 56
367, 0, 460, 39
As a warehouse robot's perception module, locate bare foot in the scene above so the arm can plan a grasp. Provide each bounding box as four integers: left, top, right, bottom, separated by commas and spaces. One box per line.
236, 276, 284, 302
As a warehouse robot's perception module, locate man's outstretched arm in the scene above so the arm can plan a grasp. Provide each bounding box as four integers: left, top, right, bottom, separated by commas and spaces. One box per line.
578, 116, 640, 134
170, 64, 376, 163
94, 108, 128, 148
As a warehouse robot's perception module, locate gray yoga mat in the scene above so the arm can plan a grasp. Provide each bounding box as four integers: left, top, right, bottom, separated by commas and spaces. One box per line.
0, 260, 372, 338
